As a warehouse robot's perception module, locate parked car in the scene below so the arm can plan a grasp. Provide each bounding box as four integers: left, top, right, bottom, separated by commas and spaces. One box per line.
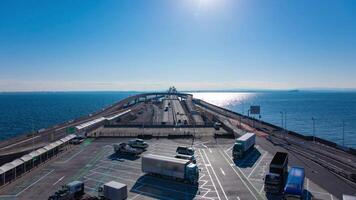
128, 139, 149, 149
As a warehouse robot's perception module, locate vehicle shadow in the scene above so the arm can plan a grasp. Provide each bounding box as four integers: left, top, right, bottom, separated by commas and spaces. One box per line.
265, 189, 312, 200
233, 147, 261, 168
130, 174, 199, 200
107, 153, 141, 161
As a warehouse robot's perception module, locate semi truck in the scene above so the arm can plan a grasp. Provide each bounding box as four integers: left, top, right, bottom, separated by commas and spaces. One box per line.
48, 181, 84, 200
232, 132, 256, 159
98, 181, 127, 200
264, 152, 289, 194
113, 143, 143, 155
142, 154, 199, 184
284, 167, 305, 200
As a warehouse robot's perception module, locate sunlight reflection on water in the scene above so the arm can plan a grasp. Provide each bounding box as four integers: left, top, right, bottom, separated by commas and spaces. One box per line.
189, 92, 256, 107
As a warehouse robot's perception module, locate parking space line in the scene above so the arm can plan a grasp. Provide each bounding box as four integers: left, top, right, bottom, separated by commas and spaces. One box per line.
0, 169, 55, 197
225, 146, 233, 153
202, 149, 229, 200
56, 148, 85, 164
220, 168, 226, 176
198, 149, 221, 200
52, 176, 65, 186
219, 150, 261, 200
248, 152, 267, 178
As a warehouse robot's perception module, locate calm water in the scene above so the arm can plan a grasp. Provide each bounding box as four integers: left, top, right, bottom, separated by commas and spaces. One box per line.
0, 92, 136, 140
0, 91, 355, 147
191, 91, 356, 148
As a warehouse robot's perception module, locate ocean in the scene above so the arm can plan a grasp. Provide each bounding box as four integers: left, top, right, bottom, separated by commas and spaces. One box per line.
0, 91, 355, 147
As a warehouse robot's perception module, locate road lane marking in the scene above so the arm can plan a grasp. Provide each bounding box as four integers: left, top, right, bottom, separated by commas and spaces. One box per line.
248, 152, 267, 178
202, 149, 229, 200
57, 148, 85, 164
219, 150, 261, 200
53, 176, 65, 186
198, 149, 222, 200
225, 146, 233, 153
220, 168, 226, 176
0, 169, 55, 197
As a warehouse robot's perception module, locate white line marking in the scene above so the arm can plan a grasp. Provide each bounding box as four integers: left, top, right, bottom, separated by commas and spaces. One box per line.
198, 149, 222, 200
237, 197, 241, 200
225, 146, 233, 153
219, 150, 259, 200
0, 169, 55, 197
248, 152, 267, 178
220, 168, 226, 176
202, 149, 229, 200
52, 176, 65, 186
56, 148, 85, 163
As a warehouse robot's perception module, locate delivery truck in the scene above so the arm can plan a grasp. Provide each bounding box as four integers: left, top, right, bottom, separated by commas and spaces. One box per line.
98, 181, 127, 200
232, 132, 256, 159
141, 154, 199, 184
284, 167, 305, 200
264, 152, 289, 194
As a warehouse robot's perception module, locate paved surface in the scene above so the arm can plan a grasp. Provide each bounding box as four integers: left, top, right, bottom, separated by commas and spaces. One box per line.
0, 137, 340, 200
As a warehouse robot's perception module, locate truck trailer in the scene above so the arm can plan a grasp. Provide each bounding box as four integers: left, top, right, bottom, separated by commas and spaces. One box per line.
98, 181, 127, 200
232, 132, 256, 159
141, 154, 199, 184
284, 167, 305, 200
264, 152, 289, 194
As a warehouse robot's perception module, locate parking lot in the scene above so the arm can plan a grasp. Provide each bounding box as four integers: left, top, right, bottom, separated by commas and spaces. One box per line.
0, 137, 339, 200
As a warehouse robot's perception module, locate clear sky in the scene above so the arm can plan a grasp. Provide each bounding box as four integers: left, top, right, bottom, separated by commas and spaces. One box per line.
1, 0, 356, 91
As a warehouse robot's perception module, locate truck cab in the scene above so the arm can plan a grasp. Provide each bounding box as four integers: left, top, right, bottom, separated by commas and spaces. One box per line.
284, 167, 305, 200
232, 133, 255, 159
264, 152, 288, 194
232, 142, 244, 158
185, 163, 199, 184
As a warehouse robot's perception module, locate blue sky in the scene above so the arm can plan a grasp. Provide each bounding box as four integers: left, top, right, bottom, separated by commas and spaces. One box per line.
1, 0, 356, 91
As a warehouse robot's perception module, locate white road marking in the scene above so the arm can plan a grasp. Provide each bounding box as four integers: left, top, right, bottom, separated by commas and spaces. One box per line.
248, 152, 267, 178
225, 146, 233, 153
52, 176, 65, 186
202, 149, 229, 200
220, 168, 226, 176
198, 149, 222, 200
236, 197, 241, 200
56, 148, 85, 163
219, 150, 259, 200
0, 169, 55, 197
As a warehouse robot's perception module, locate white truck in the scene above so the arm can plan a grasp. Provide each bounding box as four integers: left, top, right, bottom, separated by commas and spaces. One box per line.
232, 132, 256, 159
98, 181, 127, 200
142, 154, 199, 184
